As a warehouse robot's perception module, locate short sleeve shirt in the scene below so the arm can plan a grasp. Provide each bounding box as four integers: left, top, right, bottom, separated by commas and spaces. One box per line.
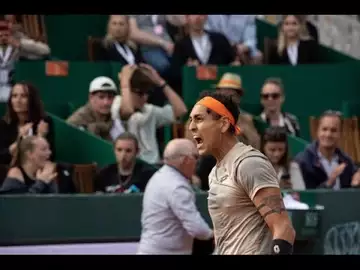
208, 142, 279, 255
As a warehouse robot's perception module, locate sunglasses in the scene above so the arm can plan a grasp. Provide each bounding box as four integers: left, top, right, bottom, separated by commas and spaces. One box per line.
261, 93, 281, 100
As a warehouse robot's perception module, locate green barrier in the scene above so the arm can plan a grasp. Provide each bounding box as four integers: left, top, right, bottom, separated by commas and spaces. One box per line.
183, 63, 360, 141
49, 113, 115, 166
14, 61, 112, 106
45, 15, 108, 61
342, 100, 360, 117
0, 193, 321, 252
256, 19, 357, 63
1, 190, 358, 254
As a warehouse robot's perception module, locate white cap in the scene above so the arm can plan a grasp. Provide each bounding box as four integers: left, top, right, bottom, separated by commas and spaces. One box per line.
89, 76, 117, 93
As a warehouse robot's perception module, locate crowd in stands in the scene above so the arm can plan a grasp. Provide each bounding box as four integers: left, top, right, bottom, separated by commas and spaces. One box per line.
1, 14, 360, 198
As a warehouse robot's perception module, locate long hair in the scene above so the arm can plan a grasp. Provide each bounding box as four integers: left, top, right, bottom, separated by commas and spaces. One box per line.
277, 15, 311, 56
103, 15, 135, 49
10, 136, 37, 168
261, 126, 290, 172
3, 82, 45, 124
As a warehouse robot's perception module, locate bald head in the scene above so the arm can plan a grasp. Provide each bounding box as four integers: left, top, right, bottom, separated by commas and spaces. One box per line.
163, 138, 197, 160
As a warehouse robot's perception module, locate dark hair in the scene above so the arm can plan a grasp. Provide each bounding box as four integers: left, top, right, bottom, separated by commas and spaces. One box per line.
261, 126, 289, 169
3, 82, 46, 124
10, 136, 38, 168
262, 77, 284, 94
318, 110, 343, 129
130, 68, 157, 94
198, 90, 240, 134
114, 132, 139, 151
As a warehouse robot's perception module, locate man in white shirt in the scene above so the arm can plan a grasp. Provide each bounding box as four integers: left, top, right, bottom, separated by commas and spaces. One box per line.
111, 64, 187, 164
138, 138, 213, 254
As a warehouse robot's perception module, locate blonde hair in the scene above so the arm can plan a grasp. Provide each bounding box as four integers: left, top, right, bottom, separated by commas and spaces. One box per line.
277, 15, 311, 56
103, 15, 136, 50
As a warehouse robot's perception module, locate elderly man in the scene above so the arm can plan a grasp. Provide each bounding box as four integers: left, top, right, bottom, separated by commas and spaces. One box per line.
138, 138, 213, 255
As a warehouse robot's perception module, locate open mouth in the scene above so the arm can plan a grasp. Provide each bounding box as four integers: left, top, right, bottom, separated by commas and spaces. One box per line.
193, 136, 203, 145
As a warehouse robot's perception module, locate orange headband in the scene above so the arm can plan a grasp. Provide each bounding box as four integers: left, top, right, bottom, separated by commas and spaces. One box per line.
196, 96, 241, 135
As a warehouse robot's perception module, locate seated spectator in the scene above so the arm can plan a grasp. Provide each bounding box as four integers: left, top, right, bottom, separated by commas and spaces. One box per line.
0, 136, 58, 194
268, 15, 319, 65
94, 132, 157, 193
0, 17, 50, 102
280, 15, 318, 44
170, 15, 238, 95
259, 77, 300, 137
94, 15, 144, 64
205, 15, 263, 64
172, 15, 237, 70
0, 82, 56, 165
261, 127, 305, 190
129, 15, 179, 75
67, 76, 124, 141
294, 111, 360, 189
112, 64, 187, 165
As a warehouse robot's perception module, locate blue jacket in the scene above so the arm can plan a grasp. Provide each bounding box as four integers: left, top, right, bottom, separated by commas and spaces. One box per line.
294, 141, 358, 189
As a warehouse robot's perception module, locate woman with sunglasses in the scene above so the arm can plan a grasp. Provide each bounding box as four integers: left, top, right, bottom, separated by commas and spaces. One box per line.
259, 77, 300, 137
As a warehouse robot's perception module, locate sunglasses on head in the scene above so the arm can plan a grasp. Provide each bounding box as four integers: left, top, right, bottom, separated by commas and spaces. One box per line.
261, 93, 281, 100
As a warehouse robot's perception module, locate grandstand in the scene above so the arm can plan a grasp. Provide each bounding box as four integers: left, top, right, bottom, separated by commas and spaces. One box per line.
0, 14, 360, 255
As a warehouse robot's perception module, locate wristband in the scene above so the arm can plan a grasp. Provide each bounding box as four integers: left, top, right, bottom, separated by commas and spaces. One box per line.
271, 239, 293, 255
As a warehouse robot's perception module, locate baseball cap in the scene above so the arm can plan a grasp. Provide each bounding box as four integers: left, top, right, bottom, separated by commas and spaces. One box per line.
89, 76, 117, 94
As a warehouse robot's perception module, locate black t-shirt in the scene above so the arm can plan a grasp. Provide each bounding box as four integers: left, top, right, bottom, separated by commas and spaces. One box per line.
94, 160, 158, 193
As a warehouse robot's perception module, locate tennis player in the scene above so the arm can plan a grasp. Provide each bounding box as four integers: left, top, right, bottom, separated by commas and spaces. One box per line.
188, 91, 296, 255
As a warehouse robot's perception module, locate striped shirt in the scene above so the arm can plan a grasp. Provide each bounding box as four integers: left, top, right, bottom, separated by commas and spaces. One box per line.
138, 165, 212, 254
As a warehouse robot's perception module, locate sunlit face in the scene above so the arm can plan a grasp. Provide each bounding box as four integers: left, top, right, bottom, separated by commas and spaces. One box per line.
131, 90, 148, 110
317, 116, 341, 149
261, 82, 284, 113
89, 91, 115, 115
282, 15, 301, 39
11, 84, 28, 114
263, 141, 287, 166
114, 139, 137, 169
186, 15, 207, 31
27, 137, 52, 169
188, 104, 223, 156
108, 15, 129, 41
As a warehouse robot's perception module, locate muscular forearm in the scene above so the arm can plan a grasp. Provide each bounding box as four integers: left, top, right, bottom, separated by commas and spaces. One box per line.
272, 222, 296, 244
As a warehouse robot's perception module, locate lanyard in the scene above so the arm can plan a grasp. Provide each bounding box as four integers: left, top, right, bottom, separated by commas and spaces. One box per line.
114, 42, 135, 65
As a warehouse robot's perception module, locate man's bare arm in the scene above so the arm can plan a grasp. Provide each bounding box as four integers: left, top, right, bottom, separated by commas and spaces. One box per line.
253, 187, 296, 254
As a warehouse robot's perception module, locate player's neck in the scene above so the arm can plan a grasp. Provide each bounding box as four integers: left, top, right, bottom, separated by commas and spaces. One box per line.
213, 136, 238, 164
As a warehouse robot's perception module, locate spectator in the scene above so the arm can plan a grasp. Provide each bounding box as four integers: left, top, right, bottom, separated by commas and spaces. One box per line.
138, 138, 213, 255
171, 15, 237, 69
170, 15, 238, 95
94, 15, 144, 64
259, 77, 300, 137
288, 15, 319, 44
295, 111, 360, 189
261, 127, 305, 190
165, 15, 187, 43
205, 15, 263, 64
0, 17, 50, 102
129, 15, 178, 75
94, 132, 157, 193
112, 64, 187, 165
0, 136, 57, 194
268, 15, 319, 65
0, 82, 56, 165
67, 76, 124, 141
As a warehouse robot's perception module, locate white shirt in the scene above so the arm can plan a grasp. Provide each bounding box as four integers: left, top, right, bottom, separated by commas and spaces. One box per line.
317, 151, 341, 190
138, 165, 213, 254
287, 41, 299, 66
111, 95, 175, 164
